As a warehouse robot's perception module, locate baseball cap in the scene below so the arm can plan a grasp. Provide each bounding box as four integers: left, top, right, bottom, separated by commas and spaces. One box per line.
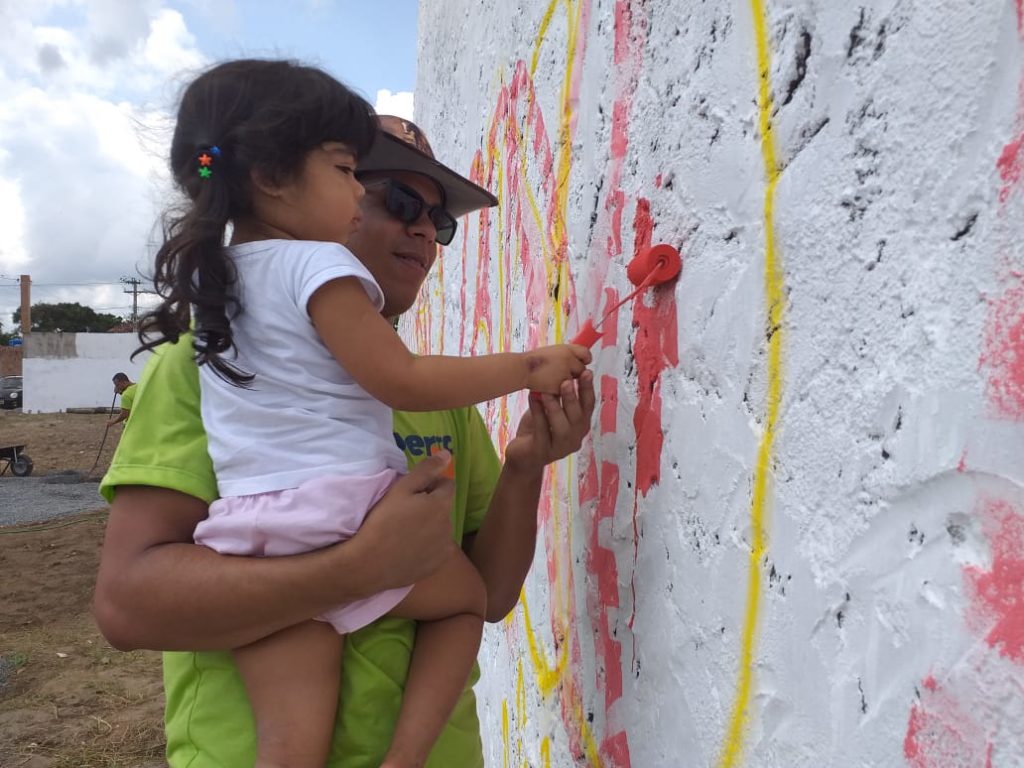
358, 115, 498, 218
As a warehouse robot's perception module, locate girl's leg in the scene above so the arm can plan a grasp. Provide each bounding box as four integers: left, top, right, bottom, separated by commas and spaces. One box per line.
234, 620, 344, 768
381, 549, 487, 768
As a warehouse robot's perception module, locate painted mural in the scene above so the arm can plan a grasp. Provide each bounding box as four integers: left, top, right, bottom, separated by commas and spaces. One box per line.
413, 1, 1024, 766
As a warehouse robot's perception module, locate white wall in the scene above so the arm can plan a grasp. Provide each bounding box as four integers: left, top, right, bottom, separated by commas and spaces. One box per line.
23, 333, 150, 412
415, 1, 1024, 766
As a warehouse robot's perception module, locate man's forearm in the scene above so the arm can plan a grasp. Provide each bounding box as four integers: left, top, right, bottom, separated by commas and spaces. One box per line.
467, 465, 544, 622
94, 489, 394, 652
96, 465, 458, 653
97, 536, 384, 651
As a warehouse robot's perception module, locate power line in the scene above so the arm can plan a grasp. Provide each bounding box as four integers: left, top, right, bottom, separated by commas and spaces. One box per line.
0, 282, 130, 288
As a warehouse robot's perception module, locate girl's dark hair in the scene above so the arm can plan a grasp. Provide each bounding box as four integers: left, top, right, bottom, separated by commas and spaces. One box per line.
137, 59, 377, 385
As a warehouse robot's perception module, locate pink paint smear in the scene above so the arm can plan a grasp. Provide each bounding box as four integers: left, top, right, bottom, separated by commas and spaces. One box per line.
904, 677, 993, 767
980, 281, 1024, 421
964, 497, 1024, 664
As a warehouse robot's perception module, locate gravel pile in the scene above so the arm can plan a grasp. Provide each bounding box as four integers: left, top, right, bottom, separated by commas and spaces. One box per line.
0, 475, 105, 527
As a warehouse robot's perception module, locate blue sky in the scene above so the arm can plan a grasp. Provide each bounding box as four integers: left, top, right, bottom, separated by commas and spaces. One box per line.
0, 0, 419, 327
42, 0, 419, 104
186, 1, 419, 102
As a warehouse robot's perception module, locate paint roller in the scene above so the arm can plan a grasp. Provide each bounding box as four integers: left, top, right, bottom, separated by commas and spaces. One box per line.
571, 243, 682, 348
528, 243, 681, 402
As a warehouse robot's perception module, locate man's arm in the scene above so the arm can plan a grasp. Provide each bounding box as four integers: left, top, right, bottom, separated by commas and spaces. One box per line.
107, 408, 129, 426
94, 453, 458, 651
466, 371, 595, 621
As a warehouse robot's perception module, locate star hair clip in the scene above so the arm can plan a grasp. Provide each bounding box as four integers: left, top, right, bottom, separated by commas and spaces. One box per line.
197, 145, 222, 179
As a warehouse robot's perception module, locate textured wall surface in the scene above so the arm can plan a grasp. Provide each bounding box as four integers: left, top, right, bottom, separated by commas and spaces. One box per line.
414, 1, 1024, 766
23, 333, 148, 412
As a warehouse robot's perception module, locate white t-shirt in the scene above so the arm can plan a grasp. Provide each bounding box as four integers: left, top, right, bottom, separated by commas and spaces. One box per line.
199, 239, 407, 497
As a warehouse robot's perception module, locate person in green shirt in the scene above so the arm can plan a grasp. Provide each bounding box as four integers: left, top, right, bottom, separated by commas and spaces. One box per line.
95, 114, 595, 767
107, 372, 136, 426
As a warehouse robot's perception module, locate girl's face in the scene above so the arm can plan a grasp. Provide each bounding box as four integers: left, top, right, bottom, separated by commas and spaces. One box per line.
253, 142, 365, 245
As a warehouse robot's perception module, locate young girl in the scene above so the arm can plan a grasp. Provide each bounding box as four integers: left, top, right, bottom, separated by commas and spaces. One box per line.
140, 59, 590, 768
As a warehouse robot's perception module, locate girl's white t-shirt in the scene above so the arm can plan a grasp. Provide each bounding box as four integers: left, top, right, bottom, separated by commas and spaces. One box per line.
198, 239, 407, 497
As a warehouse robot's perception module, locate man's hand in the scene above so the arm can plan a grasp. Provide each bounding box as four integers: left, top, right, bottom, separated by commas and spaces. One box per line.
504, 370, 596, 476
353, 450, 458, 589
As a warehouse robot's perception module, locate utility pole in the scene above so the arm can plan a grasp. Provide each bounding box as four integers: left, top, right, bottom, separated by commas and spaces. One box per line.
19, 274, 30, 335
120, 276, 155, 330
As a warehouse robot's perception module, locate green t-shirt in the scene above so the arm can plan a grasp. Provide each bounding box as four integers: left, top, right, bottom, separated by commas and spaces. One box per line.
118, 383, 137, 416
100, 334, 501, 767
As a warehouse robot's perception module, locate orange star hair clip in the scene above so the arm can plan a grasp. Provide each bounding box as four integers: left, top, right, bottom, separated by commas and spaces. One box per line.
196, 145, 221, 180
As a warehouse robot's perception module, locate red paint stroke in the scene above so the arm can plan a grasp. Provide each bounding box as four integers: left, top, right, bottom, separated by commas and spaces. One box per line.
600, 374, 619, 433
630, 198, 679, 497
979, 280, 1024, 421
601, 287, 620, 348
1017, 0, 1023, 37
585, 460, 624, 710
904, 676, 993, 767
963, 497, 1024, 663
626, 198, 678, 640
583, 455, 634, 765
997, 132, 1024, 204
613, 0, 635, 65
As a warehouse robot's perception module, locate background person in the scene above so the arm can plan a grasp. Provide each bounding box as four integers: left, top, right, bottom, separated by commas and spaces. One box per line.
107, 372, 136, 426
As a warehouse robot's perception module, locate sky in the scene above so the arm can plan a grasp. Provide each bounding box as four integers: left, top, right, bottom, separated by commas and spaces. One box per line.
0, 0, 419, 331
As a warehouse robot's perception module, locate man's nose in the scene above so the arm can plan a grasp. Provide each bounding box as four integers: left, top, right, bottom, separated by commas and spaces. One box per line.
407, 210, 437, 242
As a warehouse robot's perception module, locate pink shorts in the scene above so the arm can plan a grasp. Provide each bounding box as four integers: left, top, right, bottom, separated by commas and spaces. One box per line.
194, 470, 411, 634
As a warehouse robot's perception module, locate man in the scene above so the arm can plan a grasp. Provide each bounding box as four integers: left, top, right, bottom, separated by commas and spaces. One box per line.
94, 115, 595, 766
107, 372, 136, 426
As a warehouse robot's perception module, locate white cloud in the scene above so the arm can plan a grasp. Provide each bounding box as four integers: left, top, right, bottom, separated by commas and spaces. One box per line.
375, 89, 414, 121
0, 2, 203, 327
0, 177, 28, 268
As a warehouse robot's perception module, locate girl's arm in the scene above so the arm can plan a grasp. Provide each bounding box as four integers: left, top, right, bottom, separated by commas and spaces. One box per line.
308, 278, 591, 412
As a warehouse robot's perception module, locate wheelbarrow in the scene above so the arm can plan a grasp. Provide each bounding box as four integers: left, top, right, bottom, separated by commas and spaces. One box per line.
0, 444, 33, 477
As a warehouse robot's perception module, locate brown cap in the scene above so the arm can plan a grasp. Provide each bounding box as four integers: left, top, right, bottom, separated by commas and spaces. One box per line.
358, 115, 498, 218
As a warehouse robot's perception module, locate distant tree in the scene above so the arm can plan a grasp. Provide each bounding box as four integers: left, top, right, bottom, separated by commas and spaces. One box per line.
10, 302, 124, 333
0, 319, 13, 345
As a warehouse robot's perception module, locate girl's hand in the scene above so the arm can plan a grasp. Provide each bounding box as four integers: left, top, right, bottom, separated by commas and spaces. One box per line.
522, 344, 592, 394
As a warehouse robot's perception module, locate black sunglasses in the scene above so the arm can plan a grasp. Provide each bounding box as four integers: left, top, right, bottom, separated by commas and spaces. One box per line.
362, 179, 458, 246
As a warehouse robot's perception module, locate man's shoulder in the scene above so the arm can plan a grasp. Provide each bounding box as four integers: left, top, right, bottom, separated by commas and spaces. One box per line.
140, 334, 198, 383
131, 334, 202, 422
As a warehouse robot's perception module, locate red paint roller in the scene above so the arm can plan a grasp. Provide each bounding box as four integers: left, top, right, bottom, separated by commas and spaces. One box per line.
529, 243, 681, 403
571, 243, 682, 348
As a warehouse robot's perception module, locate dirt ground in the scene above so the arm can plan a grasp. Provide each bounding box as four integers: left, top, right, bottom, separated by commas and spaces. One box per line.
0, 412, 165, 767
0, 410, 122, 478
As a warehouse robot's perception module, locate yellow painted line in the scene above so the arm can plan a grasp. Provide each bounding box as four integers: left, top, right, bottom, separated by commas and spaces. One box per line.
520, 589, 568, 696
503, 698, 511, 768
517, 658, 527, 723
717, 1, 786, 766
496, 132, 507, 351
573, 693, 604, 767
531, 0, 561, 77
